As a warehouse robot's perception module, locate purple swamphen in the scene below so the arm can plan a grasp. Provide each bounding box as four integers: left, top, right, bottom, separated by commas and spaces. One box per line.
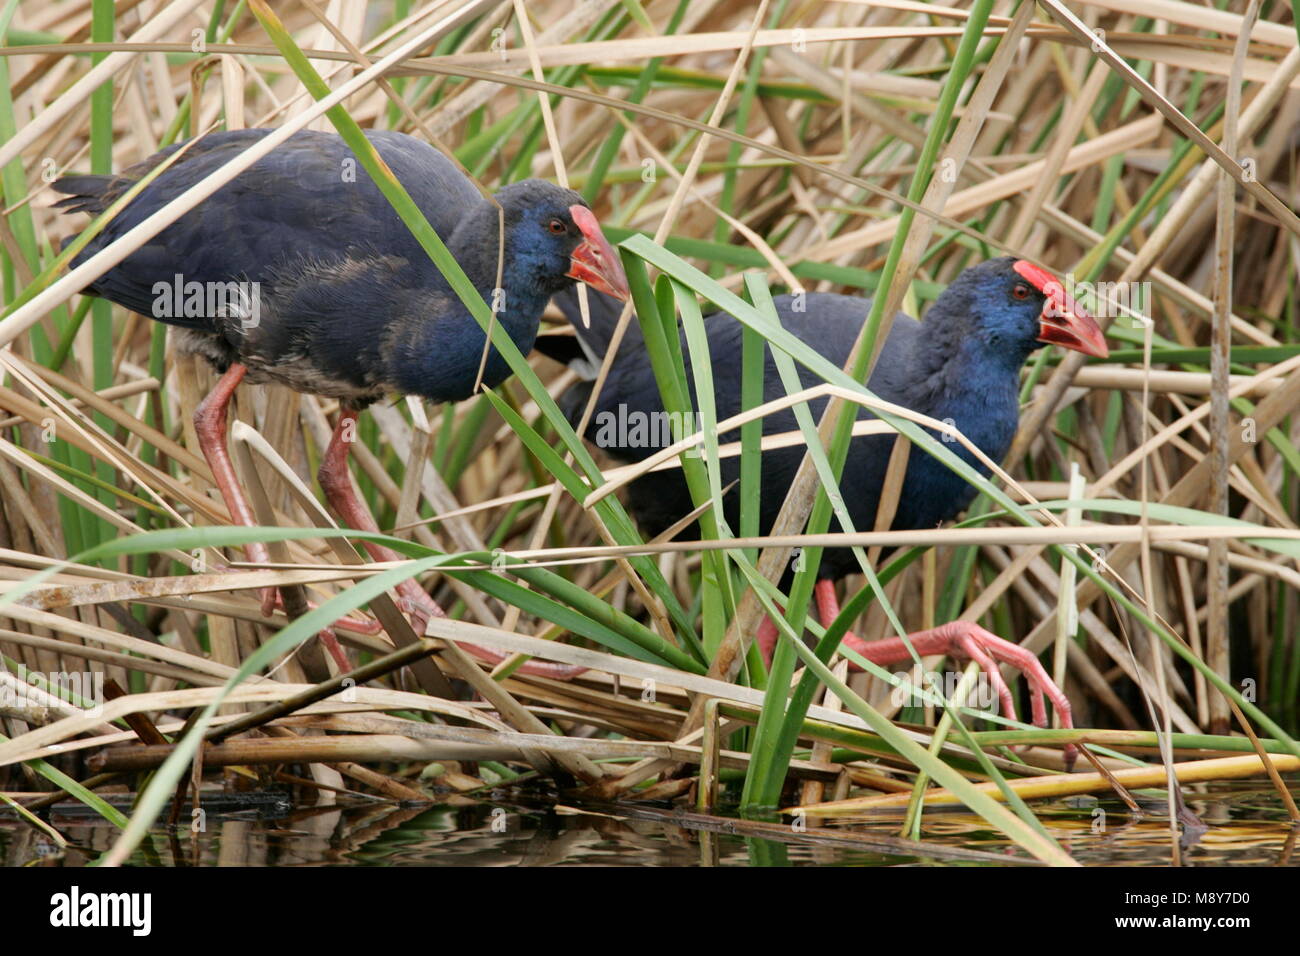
55, 127, 628, 676
546, 257, 1108, 735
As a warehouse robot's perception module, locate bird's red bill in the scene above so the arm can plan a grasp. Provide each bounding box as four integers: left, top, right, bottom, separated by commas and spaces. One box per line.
1013, 260, 1109, 359
567, 205, 630, 301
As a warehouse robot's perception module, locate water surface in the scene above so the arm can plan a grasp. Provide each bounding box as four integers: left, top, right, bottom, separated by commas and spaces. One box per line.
4, 779, 1295, 866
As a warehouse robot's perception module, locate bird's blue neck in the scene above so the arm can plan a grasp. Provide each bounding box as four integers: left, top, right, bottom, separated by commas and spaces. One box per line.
449, 217, 553, 354
892, 317, 1027, 529
934, 336, 1023, 454
387, 215, 553, 402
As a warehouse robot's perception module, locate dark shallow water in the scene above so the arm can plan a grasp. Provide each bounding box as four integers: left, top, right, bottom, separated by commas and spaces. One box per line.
3, 779, 1297, 866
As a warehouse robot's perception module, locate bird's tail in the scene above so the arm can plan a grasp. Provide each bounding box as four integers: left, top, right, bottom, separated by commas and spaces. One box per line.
51, 142, 184, 219
49, 174, 122, 217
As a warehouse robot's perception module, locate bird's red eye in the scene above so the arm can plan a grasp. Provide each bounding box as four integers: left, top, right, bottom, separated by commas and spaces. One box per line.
548, 218, 567, 235
1012, 283, 1031, 300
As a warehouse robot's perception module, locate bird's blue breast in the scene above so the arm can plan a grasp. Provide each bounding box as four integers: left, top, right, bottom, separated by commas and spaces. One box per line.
386, 284, 548, 402
891, 365, 1020, 530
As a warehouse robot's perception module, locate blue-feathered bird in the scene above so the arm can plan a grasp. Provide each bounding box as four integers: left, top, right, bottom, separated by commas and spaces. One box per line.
55, 127, 628, 676
544, 257, 1107, 734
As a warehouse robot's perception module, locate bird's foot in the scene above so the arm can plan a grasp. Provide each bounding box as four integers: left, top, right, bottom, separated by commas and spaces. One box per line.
467, 644, 589, 680
810, 580, 1077, 769
842, 621, 1077, 769
202, 552, 280, 618
391, 578, 444, 635
251, 585, 385, 636
260, 587, 357, 674
317, 625, 352, 674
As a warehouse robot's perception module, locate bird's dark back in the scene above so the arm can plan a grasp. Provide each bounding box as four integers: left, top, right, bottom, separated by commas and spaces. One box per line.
53, 128, 483, 323
554, 289, 1016, 584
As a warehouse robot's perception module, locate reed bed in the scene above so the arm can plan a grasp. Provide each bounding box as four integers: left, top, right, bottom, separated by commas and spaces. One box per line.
0, 0, 1298, 867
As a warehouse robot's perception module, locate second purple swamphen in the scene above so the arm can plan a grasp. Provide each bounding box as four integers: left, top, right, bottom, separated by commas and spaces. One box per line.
54, 128, 628, 676
547, 257, 1108, 735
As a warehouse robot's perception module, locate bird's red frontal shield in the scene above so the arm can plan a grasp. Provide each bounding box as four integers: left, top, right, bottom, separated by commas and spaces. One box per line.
1013, 260, 1109, 359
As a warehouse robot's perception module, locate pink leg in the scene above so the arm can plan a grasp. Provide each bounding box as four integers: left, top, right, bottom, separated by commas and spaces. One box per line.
194, 364, 358, 674
194, 364, 275, 614
318, 408, 585, 680
316, 626, 352, 673
318, 408, 444, 629
814, 579, 1076, 766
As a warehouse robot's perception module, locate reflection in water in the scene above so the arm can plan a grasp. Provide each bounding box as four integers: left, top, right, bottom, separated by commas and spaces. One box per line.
2, 780, 1296, 867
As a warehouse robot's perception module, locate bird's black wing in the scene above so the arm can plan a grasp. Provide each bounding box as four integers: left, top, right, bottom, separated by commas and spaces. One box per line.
554, 290, 924, 540
54, 129, 484, 328
757, 292, 923, 402
553, 290, 921, 438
